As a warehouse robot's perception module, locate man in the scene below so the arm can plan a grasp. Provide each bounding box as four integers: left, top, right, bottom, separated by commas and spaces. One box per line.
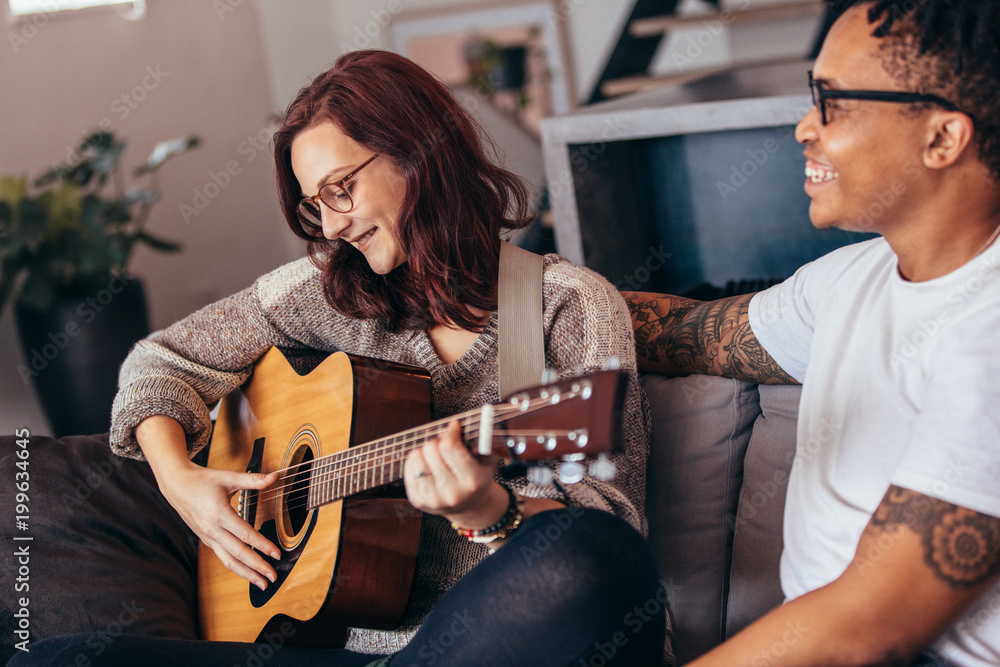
627, 1, 1000, 665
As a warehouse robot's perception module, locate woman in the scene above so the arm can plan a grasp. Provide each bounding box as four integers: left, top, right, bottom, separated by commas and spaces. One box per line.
14, 51, 668, 666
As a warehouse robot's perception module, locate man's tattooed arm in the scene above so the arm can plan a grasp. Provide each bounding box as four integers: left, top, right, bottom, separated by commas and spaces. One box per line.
685, 484, 1000, 666
623, 291, 798, 385
869, 485, 1000, 589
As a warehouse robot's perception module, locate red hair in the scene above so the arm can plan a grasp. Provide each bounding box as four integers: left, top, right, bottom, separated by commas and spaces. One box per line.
273, 50, 533, 333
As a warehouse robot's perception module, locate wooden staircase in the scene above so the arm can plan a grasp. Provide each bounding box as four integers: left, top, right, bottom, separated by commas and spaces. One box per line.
587, 0, 832, 104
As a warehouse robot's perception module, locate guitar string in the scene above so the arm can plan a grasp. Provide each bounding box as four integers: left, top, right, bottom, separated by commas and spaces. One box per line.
251, 420, 490, 507
258, 399, 568, 502
255, 426, 578, 509
252, 428, 570, 512
269, 429, 580, 516
249, 390, 584, 507
248, 378, 581, 502
285, 427, 578, 497
257, 388, 569, 485
286, 386, 585, 498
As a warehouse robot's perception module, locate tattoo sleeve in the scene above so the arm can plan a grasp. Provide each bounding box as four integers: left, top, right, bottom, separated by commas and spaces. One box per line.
871, 485, 1000, 589
623, 291, 798, 385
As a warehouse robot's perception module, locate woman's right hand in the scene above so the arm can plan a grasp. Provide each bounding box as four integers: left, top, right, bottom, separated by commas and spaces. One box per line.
135, 415, 280, 591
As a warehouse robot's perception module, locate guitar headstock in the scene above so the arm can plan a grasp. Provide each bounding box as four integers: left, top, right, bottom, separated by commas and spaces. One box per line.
481, 369, 627, 466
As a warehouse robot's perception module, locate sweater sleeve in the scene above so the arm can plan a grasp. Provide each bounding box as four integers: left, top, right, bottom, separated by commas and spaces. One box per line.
513, 257, 651, 534
109, 259, 321, 460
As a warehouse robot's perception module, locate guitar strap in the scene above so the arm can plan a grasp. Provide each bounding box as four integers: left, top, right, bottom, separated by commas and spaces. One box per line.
498, 240, 545, 399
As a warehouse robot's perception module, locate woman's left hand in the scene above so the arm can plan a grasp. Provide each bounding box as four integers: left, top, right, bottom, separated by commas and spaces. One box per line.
404, 420, 509, 529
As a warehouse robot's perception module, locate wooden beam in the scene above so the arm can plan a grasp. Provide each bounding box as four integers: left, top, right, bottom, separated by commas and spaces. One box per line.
600, 68, 730, 98
599, 55, 807, 98
629, 1, 824, 37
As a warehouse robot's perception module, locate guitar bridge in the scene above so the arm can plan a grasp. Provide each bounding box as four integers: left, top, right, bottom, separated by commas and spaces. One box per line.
237, 488, 259, 526
237, 437, 266, 526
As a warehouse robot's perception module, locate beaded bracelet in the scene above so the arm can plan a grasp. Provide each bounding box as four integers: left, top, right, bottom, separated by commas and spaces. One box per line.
451, 484, 525, 544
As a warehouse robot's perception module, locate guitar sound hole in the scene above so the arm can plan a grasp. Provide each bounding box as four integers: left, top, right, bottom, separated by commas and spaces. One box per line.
285, 447, 314, 535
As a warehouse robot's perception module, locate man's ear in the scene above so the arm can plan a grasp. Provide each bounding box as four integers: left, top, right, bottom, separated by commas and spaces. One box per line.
923, 112, 975, 170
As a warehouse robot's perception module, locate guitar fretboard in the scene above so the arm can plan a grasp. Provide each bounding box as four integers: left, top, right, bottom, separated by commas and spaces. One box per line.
250, 374, 601, 517
305, 408, 499, 509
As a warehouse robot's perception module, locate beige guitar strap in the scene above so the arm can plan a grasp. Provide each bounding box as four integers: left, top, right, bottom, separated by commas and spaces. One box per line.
498, 241, 545, 399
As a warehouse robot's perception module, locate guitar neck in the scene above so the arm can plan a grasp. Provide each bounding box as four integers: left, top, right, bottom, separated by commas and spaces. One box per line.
305, 407, 494, 509
291, 370, 615, 510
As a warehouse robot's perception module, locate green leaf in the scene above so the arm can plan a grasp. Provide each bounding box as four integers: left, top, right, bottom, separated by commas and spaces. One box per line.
93, 139, 126, 188
0, 176, 28, 209
63, 131, 127, 189
17, 197, 49, 247
135, 230, 182, 253
123, 187, 159, 207
102, 200, 132, 226
80, 131, 115, 153
39, 182, 83, 235
79, 194, 103, 232
0, 207, 26, 258
66, 163, 95, 188
136, 135, 200, 174
33, 166, 67, 188
0, 263, 26, 318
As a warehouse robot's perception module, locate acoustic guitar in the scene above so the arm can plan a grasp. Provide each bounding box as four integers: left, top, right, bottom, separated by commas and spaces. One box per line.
198, 346, 625, 646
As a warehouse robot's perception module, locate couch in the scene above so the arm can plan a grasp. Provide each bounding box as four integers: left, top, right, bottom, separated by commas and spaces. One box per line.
642, 375, 800, 664
0, 373, 800, 665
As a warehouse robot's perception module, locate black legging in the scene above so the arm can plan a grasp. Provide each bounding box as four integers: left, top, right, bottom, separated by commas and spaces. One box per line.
9, 508, 667, 667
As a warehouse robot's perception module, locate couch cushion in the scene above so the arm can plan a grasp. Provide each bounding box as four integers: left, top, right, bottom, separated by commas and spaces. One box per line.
0, 432, 199, 664
641, 374, 760, 665
725, 383, 801, 639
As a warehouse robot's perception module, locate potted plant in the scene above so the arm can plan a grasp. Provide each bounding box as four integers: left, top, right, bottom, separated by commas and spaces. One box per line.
464, 38, 528, 99
0, 130, 199, 436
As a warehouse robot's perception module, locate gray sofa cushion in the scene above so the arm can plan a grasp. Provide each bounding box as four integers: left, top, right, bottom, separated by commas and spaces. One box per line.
725, 383, 801, 639
641, 374, 761, 665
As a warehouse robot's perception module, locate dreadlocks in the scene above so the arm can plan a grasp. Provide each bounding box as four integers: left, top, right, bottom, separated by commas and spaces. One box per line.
829, 0, 1000, 181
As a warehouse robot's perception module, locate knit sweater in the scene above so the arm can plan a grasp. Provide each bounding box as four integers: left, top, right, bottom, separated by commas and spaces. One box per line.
110, 253, 651, 655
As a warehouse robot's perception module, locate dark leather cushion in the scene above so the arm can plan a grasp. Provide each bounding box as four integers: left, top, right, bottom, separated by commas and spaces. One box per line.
0, 432, 198, 664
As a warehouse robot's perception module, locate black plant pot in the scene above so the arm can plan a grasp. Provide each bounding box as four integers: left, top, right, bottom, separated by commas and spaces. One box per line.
15, 277, 149, 437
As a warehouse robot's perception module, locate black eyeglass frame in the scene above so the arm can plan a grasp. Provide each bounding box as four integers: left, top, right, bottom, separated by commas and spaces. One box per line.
297, 153, 380, 225
808, 71, 971, 126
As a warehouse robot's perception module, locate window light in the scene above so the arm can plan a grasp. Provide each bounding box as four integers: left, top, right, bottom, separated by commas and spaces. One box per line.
8, 0, 142, 17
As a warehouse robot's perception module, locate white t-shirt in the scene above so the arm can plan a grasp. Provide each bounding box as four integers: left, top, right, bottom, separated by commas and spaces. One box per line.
749, 236, 1000, 667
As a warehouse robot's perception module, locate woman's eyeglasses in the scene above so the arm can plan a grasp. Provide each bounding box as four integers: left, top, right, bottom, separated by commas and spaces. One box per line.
297, 154, 379, 226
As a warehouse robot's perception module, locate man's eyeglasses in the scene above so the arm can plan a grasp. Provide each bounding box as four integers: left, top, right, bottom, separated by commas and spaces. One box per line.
297, 154, 379, 226
808, 71, 970, 126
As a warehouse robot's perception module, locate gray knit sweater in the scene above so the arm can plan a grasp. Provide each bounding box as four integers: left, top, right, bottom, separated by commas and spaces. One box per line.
110, 253, 651, 655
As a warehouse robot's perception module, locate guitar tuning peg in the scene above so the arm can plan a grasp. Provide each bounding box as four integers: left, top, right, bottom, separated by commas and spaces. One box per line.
526, 465, 554, 486
588, 454, 617, 482
601, 356, 621, 371
558, 460, 585, 484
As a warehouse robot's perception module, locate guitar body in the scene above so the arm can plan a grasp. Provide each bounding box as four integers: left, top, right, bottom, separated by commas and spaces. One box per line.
198, 348, 430, 646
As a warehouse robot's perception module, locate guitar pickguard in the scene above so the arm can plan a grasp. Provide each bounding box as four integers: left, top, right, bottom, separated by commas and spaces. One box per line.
248, 514, 319, 608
